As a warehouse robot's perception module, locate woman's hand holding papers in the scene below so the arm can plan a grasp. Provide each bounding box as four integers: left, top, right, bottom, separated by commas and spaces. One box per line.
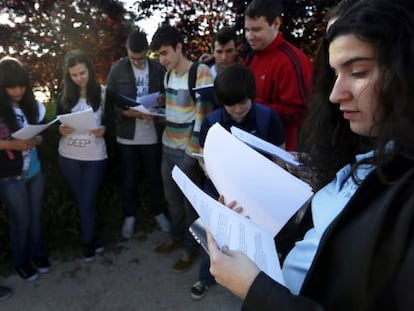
90, 125, 106, 137
157, 93, 166, 106
273, 151, 315, 190
218, 195, 244, 214
122, 108, 154, 121
207, 231, 260, 300
59, 124, 74, 136
33, 135, 42, 145
4, 138, 35, 151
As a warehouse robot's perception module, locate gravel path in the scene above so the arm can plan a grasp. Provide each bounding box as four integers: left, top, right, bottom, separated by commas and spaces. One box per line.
1, 230, 242, 311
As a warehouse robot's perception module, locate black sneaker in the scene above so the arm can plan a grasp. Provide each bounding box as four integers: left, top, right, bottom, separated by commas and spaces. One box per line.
0, 286, 12, 302
82, 244, 96, 263
191, 281, 209, 300
173, 250, 199, 273
16, 261, 38, 281
83, 241, 105, 263
93, 241, 105, 254
32, 257, 50, 274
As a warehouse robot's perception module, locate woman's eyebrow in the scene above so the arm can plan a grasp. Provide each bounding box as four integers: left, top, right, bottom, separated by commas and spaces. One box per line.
340, 56, 375, 68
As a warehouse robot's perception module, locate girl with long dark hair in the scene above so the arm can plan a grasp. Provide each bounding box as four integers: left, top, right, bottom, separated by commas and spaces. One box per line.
0, 58, 49, 281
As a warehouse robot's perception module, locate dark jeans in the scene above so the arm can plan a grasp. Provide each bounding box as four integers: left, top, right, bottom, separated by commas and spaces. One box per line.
59, 156, 107, 244
117, 143, 164, 218
161, 146, 203, 253
0, 173, 46, 267
199, 249, 216, 286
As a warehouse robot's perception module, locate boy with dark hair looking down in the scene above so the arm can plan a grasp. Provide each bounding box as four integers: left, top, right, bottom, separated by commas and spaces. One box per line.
150, 25, 214, 273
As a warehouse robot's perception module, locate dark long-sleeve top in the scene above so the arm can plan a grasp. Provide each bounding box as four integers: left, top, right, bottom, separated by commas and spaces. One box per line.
243, 152, 414, 311
105, 57, 165, 139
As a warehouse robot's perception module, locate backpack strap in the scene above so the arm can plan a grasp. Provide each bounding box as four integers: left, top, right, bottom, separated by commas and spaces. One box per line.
165, 70, 172, 86
165, 62, 199, 103
188, 62, 199, 103
206, 108, 224, 127
254, 103, 272, 138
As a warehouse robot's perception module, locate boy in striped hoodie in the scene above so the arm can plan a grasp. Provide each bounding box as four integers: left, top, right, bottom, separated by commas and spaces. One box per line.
150, 25, 214, 273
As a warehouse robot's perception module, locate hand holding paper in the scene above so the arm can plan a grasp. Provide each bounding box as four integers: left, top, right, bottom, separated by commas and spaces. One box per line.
12, 118, 58, 140
57, 108, 98, 134
130, 105, 166, 117
207, 231, 261, 300
172, 166, 284, 284
172, 123, 314, 284
136, 92, 161, 108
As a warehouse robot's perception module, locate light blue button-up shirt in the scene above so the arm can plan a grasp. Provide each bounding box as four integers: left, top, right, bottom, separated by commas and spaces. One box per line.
282, 150, 376, 294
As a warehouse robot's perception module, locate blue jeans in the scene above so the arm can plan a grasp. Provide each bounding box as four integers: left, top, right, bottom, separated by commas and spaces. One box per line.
199, 249, 216, 286
59, 156, 107, 244
161, 146, 202, 253
117, 143, 164, 218
0, 173, 46, 267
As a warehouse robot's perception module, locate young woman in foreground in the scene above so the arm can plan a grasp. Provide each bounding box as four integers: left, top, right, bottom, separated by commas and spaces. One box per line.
207, 0, 414, 309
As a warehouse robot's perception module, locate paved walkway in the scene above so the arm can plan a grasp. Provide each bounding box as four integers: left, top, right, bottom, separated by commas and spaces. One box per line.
1, 230, 242, 311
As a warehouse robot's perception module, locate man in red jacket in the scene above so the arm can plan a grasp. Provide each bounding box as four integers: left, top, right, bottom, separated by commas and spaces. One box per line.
244, 0, 312, 151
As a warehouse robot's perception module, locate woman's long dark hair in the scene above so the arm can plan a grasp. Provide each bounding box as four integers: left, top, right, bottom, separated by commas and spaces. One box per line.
299, 0, 414, 190
0, 59, 39, 131
59, 49, 101, 113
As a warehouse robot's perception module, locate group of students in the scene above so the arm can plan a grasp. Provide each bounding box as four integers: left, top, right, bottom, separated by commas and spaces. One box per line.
0, 48, 109, 288
2, 0, 414, 309
146, 0, 312, 300
0, 0, 310, 300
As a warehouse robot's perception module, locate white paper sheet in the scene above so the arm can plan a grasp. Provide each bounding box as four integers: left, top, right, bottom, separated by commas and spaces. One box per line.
57, 108, 98, 133
172, 166, 284, 284
192, 83, 214, 91
130, 105, 166, 117
190, 152, 204, 161
136, 92, 160, 108
231, 126, 302, 167
204, 123, 313, 236
12, 118, 58, 139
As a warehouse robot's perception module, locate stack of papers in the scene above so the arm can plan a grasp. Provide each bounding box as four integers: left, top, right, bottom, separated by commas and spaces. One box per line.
109, 91, 166, 117
172, 123, 313, 283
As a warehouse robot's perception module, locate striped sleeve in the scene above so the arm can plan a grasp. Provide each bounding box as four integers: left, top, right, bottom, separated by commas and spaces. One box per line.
187, 63, 214, 154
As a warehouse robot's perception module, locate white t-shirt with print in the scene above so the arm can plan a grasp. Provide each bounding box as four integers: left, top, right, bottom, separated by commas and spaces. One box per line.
117, 59, 157, 145
58, 88, 107, 161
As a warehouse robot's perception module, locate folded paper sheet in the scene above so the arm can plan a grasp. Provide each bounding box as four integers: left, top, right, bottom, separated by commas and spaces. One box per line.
12, 118, 58, 139
204, 123, 313, 236
172, 166, 284, 284
231, 126, 302, 167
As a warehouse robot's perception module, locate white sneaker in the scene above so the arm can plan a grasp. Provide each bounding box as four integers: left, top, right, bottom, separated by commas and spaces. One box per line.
121, 216, 136, 239
155, 213, 171, 232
